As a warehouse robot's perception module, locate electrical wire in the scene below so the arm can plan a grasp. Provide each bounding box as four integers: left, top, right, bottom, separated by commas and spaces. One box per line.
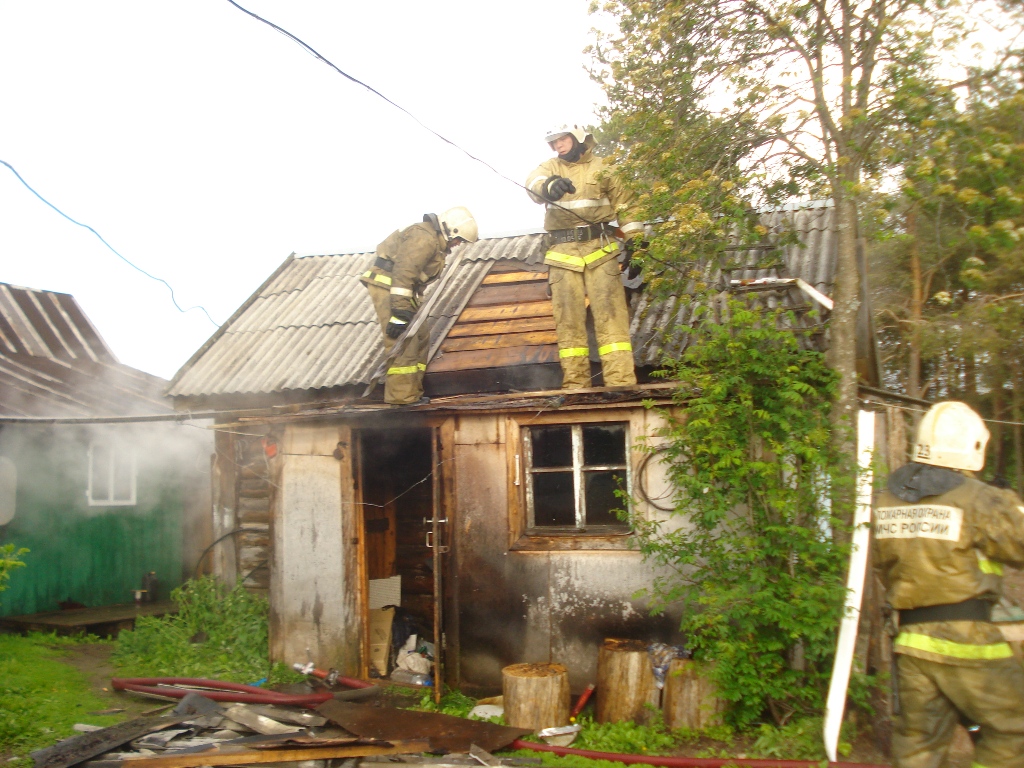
0, 159, 221, 327
223, 1, 601, 229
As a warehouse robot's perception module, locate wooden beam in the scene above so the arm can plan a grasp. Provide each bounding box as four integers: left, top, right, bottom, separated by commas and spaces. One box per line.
465, 282, 549, 308
481, 271, 547, 285
91, 740, 431, 768
446, 316, 556, 339
456, 301, 553, 324
441, 331, 558, 353
429, 344, 559, 373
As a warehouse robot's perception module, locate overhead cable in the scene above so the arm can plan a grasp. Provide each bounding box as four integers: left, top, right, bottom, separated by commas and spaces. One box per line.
223, 1, 597, 227
0, 159, 221, 327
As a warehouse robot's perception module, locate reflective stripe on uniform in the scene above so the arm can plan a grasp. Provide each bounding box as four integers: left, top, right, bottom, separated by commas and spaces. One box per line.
545, 243, 618, 269
895, 632, 1014, 660
620, 221, 644, 235
545, 197, 611, 210
390, 286, 414, 297
978, 557, 1004, 575
526, 174, 548, 193
599, 341, 633, 356
364, 270, 392, 286
559, 347, 590, 359
386, 362, 427, 376
388, 317, 408, 326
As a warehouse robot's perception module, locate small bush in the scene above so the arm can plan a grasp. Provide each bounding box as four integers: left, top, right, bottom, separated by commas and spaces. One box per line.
113, 576, 300, 685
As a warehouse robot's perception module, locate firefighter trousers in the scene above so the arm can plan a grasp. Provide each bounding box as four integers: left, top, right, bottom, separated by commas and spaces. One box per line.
893, 653, 1024, 768
548, 259, 637, 389
366, 283, 429, 405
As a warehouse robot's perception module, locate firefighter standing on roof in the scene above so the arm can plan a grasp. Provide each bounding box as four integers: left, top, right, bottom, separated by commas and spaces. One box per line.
361, 207, 478, 405
873, 401, 1024, 768
526, 125, 644, 389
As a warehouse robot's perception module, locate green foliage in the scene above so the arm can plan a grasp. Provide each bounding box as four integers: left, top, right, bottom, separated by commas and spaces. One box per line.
749, 716, 852, 759
634, 302, 848, 728
0, 544, 28, 601
0, 633, 121, 759
414, 689, 478, 718
112, 577, 301, 685
571, 712, 679, 755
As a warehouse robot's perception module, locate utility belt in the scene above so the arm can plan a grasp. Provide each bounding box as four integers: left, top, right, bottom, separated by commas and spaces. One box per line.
549, 222, 618, 244
899, 597, 993, 626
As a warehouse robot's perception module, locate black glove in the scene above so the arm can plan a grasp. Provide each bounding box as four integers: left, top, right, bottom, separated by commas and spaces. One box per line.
544, 176, 576, 201
385, 308, 414, 339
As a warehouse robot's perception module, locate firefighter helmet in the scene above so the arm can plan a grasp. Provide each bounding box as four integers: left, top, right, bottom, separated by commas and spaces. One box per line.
438, 206, 478, 243
914, 401, 990, 472
544, 124, 592, 146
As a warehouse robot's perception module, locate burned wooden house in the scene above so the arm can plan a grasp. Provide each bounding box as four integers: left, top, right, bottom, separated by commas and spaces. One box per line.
167, 204, 872, 693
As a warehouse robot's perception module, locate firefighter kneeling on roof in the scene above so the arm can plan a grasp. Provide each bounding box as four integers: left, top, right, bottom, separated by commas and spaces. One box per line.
874, 401, 1024, 768
526, 124, 643, 389
361, 207, 477, 406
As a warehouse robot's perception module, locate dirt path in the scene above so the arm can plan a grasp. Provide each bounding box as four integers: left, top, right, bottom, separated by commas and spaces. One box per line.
57, 642, 164, 719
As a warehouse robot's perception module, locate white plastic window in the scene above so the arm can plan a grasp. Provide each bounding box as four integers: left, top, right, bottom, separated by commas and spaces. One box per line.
88, 441, 136, 506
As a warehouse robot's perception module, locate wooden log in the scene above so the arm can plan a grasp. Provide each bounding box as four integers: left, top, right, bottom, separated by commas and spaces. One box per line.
596, 639, 660, 724
502, 663, 570, 730
662, 659, 725, 731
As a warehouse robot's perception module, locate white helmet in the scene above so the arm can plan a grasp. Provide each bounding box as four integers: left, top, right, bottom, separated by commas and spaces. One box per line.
438, 206, 478, 243
914, 401, 990, 472
544, 123, 592, 146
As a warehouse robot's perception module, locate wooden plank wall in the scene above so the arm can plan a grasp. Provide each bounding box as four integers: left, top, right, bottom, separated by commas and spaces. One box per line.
429, 261, 559, 373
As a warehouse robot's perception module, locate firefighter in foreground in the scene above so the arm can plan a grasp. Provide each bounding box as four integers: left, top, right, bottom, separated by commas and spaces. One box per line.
874, 401, 1024, 768
526, 124, 644, 389
361, 207, 478, 405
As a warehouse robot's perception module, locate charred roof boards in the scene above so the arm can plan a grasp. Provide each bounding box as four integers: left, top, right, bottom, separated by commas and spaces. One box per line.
168, 204, 852, 404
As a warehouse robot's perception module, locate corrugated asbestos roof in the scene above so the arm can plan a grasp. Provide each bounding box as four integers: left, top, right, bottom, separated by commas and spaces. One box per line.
168, 208, 836, 399
0, 283, 173, 417
168, 235, 548, 398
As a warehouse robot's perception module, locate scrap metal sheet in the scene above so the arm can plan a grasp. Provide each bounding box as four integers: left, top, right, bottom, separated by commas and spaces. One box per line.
316, 700, 531, 753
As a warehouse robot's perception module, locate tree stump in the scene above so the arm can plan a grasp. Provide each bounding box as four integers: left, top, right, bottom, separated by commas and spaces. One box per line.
596, 638, 661, 724
502, 663, 570, 730
662, 658, 725, 730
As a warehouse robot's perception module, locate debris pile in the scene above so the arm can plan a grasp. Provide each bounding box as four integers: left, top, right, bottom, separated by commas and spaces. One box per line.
30, 685, 532, 768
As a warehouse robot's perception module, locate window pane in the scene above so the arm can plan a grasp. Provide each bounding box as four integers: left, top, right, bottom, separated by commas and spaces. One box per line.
584, 470, 627, 526
113, 449, 134, 502
583, 424, 626, 466
532, 472, 576, 527
92, 444, 111, 501
530, 426, 573, 468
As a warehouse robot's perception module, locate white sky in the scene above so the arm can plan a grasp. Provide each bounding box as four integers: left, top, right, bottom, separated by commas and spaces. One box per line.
0, 1, 607, 379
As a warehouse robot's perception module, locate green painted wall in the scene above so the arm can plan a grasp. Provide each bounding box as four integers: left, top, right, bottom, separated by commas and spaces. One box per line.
0, 423, 204, 617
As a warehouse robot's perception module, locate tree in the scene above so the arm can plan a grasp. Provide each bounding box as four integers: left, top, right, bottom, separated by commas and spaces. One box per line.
868, 74, 1024, 485
633, 302, 847, 727
591, 0, 982, 460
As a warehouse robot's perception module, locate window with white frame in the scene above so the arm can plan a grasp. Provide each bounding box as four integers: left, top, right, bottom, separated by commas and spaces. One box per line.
523, 422, 631, 532
88, 441, 136, 506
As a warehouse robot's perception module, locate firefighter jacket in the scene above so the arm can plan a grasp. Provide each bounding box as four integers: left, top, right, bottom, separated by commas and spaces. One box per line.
525, 147, 644, 273
359, 218, 449, 315
874, 462, 1024, 667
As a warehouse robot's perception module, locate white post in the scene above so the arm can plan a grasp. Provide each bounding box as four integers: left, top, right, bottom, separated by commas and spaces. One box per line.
823, 409, 876, 761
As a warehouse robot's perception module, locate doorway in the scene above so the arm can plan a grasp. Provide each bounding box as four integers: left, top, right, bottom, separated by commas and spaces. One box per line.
358, 427, 441, 684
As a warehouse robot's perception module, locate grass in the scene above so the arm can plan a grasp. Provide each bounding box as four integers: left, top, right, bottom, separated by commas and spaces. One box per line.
0, 633, 123, 762
112, 577, 302, 685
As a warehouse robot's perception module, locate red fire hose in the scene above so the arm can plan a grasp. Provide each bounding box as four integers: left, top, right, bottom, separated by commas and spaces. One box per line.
111, 676, 372, 707
512, 740, 888, 768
